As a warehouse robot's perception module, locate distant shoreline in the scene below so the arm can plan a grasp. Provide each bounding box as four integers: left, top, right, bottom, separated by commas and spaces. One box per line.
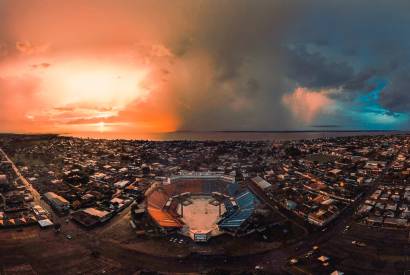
0, 130, 410, 137
174, 129, 403, 133
0, 133, 59, 136
0, 129, 406, 136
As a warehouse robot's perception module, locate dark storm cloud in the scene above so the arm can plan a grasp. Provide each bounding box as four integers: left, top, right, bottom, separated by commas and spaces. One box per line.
282, 1, 410, 116
342, 70, 376, 92
169, 0, 410, 130
282, 45, 355, 90
166, 1, 305, 130
246, 78, 260, 93
379, 67, 410, 113
170, 37, 193, 58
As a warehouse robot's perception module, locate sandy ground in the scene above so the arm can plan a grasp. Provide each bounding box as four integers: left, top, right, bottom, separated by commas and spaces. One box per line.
180, 196, 224, 237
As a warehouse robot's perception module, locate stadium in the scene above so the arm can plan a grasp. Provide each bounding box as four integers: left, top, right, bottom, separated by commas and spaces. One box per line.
145, 173, 259, 242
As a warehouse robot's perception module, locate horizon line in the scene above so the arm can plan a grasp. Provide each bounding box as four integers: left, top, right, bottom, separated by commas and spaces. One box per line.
0, 129, 406, 136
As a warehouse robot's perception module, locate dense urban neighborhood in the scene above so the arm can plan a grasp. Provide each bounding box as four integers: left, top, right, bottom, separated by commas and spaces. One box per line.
0, 133, 409, 274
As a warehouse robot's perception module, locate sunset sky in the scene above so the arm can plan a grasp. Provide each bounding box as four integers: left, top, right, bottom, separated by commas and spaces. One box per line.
1, 0, 410, 134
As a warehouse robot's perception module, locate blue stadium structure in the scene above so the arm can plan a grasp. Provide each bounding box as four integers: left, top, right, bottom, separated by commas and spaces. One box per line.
219, 190, 259, 230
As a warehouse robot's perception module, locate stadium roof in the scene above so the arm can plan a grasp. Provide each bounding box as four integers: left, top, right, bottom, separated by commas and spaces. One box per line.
219, 190, 258, 229
147, 207, 182, 228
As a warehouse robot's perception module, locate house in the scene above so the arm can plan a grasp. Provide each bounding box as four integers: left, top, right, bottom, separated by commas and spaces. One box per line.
43, 192, 70, 214
71, 207, 114, 227
251, 176, 272, 191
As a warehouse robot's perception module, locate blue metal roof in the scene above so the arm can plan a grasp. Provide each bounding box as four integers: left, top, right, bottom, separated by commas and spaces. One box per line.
219, 208, 254, 228
219, 190, 258, 229
227, 182, 240, 196
236, 191, 256, 209
223, 198, 235, 213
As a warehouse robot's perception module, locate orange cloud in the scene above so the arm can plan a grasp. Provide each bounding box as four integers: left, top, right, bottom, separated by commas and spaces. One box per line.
282, 87, 334, 123
0, 75, 51, 132
15, 41, 49, 55
0, 43, 8, 58
0, 46, 182, 134
31, 62, 51, 69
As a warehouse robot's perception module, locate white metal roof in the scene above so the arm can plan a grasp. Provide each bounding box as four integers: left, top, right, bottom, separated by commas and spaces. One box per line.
251, 176, 271, 190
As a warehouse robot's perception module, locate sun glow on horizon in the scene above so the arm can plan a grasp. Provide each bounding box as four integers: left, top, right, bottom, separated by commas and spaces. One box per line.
42, 59, 150, 110
98, 121, 106, 133
0, 56, 175, 133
